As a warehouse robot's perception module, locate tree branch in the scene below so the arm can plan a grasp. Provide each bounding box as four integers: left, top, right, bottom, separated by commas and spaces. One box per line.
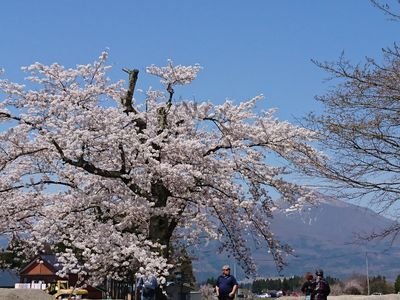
121, 68, 139, 114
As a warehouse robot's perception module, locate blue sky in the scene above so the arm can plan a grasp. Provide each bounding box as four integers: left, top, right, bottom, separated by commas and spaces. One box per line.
1, 1, 399, 280
1, 1, 399, 122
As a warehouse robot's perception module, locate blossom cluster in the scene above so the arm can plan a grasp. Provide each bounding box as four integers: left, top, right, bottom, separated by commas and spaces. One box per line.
0, 52, 323, 284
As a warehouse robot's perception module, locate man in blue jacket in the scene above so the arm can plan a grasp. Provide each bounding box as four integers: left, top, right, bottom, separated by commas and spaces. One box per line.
216, 265, 238, 300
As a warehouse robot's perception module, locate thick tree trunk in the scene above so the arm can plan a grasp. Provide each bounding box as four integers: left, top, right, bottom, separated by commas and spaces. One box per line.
149, 181, 174, 259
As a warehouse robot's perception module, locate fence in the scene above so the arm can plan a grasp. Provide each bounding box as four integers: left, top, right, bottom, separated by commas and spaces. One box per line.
15, 281, 47, 289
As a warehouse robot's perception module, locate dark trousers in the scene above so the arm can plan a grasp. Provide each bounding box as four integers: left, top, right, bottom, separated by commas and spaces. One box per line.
218, 295, 234, 300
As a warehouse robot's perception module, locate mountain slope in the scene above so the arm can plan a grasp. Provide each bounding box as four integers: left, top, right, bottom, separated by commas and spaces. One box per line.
193, 199, 400, 282
0, 199, 397, 284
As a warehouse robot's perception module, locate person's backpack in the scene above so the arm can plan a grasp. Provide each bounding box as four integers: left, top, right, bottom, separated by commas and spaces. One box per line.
143, 286, 155, 297
315, 278, 330, 296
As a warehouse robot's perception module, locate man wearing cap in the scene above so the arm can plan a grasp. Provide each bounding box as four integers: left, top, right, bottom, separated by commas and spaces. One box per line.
216, 265, 238, 299
314, 269, 330, 300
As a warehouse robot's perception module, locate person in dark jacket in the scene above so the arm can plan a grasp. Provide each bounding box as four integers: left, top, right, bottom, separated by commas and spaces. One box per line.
314, 269, 330, 300
301, 272, 315, 300
137, 274, 158, 300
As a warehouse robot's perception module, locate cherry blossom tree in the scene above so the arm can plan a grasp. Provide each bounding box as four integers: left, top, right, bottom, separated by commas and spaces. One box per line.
0, 53, 323, 285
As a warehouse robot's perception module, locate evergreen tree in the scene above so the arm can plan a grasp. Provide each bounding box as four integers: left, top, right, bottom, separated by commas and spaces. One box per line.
395, 274, 400, 293
252, 279, 267, 294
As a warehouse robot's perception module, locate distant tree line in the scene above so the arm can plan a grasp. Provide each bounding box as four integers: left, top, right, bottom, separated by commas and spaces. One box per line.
250, 276, 339, 295
203, 273, 400, 296
330, 274, 396, 295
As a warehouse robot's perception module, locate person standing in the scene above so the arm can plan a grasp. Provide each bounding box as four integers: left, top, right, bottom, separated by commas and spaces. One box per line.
301, 272, 315, 300
314, 269, 330, 300
216, 265, 238, 300
138, 274, 158, 300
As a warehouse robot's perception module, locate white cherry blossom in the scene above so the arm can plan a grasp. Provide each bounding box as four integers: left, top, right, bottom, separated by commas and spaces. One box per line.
0, 52, 324, 285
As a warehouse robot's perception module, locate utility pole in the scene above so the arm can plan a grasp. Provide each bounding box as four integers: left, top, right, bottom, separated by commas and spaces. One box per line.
233, 262, 238, 298
366, 252, 370, 295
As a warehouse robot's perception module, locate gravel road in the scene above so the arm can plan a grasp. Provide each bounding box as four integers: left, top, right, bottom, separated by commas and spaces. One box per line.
0, 288, 53, 300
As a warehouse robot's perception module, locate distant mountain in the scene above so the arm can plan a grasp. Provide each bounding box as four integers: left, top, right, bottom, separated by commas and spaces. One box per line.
192, 198, 400, 282
0, 237, 7, 248
0, 199, 398, 285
